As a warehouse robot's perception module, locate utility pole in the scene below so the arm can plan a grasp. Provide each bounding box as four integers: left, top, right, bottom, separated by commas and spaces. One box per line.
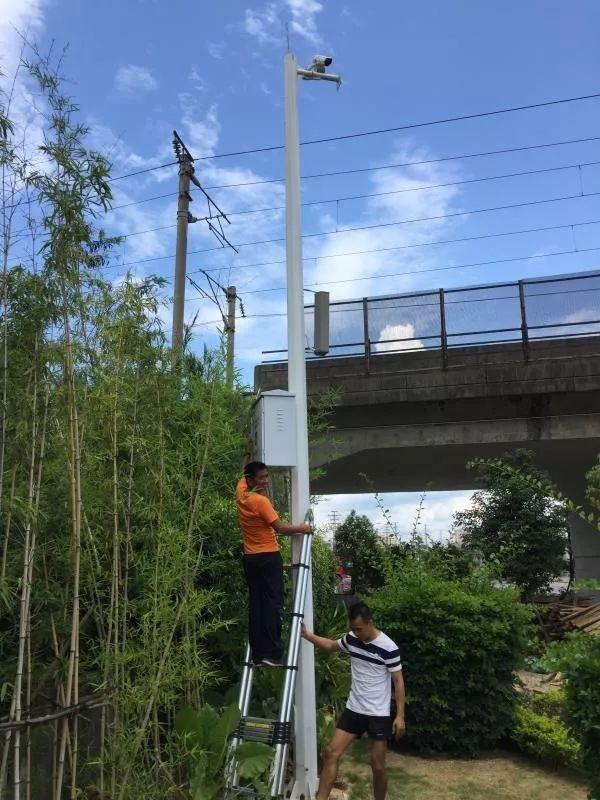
225, 285, 237, 387
172, 132, 194, 365
328, 510, 340, 531
284, 52, 340, 800
171, 130, 237, 366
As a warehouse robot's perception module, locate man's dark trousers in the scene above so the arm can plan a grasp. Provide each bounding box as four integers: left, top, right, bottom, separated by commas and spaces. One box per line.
242, 550, 284, 662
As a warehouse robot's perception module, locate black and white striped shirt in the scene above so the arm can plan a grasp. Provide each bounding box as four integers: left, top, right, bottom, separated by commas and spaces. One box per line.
338, 631, 402, 717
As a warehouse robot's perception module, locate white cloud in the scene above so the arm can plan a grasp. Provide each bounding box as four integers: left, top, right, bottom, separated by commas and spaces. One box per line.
243, 0, 324, 46
179, 97, 221, 158
114, 65, 158, 96
286, 0, 323, 46
0, 0, 47, 162
188, 66, 206, 92
375, 322, 424, 353
207, 41, 226, 60
0, 0, 45, 65
244, 4, 280, 44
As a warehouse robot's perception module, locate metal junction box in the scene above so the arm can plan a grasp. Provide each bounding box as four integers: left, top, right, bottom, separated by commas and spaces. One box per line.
252, 390, 297, 467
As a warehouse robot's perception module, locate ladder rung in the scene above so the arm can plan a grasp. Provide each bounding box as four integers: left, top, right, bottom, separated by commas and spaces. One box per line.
234, 717, 292, 745
236, 717, 275, 744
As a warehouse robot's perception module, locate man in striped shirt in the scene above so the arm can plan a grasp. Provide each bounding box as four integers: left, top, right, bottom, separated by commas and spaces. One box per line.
302, 602, 405, 800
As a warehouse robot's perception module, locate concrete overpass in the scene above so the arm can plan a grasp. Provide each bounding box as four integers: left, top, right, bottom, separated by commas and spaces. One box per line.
256, 336, 600, 579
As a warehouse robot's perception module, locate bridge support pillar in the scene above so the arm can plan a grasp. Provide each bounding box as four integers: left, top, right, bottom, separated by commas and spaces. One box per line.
569, 513, 600, 580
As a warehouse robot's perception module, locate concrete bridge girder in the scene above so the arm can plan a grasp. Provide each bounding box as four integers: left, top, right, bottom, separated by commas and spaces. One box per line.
255, 338, 600, 578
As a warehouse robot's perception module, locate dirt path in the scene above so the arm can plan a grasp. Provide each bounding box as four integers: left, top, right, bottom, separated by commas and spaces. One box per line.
336, 741, 587, 800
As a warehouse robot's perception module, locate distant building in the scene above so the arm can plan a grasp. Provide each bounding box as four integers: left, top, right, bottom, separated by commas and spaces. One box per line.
377, 530, 397, 547
449, 526, 466, 546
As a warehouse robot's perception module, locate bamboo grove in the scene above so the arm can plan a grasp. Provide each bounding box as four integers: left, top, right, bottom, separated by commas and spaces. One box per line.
1, 54, 253, 798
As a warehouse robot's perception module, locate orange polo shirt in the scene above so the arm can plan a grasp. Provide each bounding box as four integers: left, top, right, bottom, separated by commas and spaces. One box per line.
236, 478, 280, 555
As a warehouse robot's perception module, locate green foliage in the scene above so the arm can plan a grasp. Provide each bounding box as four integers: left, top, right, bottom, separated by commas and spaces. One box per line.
388, 541, 478, 583
526, 687, 569, 719
512, 703, 581, 768
548, 636, 600, 800
313, 604, 351, 712
316, 708, 336, 769
371, 570, 533, 755
175, 704, 274, 800
0, 50, 253, 798
456, 450, 570, 599
334, 510, 385, 595
311, 533, 341, 630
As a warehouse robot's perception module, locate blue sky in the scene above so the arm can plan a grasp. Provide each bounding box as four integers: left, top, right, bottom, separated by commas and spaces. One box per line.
3, 0, 600, 534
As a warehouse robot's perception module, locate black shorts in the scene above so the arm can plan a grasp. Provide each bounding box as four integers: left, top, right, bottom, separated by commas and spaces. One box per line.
337, 708, 392, 741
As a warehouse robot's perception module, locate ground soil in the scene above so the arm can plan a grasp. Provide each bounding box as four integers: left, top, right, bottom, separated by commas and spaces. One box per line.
332, 740, 587, 800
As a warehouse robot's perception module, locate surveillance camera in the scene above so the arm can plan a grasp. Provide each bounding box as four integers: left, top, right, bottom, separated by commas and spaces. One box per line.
311, 54, 333, 73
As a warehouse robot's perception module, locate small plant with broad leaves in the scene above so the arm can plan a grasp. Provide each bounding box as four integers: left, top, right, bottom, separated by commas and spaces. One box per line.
175, 703, 274, 800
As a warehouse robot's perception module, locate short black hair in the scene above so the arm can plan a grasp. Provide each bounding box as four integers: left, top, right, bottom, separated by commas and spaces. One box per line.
348, 602, 373, 623
244, 461, 267, 479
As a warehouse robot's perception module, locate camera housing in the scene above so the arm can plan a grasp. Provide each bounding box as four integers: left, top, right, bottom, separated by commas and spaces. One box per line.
311, 55, 333, 73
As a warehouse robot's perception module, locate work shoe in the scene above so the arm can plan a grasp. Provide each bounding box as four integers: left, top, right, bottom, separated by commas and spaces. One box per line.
260, 657, 283, 668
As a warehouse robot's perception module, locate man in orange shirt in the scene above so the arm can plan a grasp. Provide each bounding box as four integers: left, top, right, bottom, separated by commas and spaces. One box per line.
236, 461, 312, 667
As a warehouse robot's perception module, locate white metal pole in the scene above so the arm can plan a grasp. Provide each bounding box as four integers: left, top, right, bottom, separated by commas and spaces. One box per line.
284, 51, 318, 799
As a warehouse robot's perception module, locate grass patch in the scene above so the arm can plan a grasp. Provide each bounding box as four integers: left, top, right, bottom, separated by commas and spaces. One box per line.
337, 746, 587, 800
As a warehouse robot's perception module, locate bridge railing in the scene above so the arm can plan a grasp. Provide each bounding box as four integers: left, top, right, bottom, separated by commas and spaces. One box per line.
261, 270, 600, 368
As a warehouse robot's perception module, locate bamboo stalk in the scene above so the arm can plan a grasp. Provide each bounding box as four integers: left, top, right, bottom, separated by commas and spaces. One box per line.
1, 464, 17, 581
13, 335, 40, 800
55, 310, 83, 800
24, 628, 31, 800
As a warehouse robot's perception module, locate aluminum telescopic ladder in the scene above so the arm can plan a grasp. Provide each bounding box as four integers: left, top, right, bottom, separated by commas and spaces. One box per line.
225, 511, 314, 798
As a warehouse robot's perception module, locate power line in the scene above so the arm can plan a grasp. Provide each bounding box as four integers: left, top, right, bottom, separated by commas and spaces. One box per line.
222, 160, 600, 218
8, 133, 600, 218
22, 151, 561, 249
191, 91, 600, 160
182, 245, 600, 301
109, 161, 178, 183
10, 216, 600, 278
107, 135, 600, 211
14, 92, 598, 209
99, 158, 600, 242
99, 190, 600, 272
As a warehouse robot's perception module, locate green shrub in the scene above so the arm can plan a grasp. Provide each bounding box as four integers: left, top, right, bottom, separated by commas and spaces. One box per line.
557, 636, 600, 800
525, 687, 569, 720
512, 704, 581, 768
371, 571, 532, 755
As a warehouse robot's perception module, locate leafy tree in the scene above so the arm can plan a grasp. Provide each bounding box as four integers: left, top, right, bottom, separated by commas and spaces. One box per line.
455, 451, 569, 600
334, 510, 384, 595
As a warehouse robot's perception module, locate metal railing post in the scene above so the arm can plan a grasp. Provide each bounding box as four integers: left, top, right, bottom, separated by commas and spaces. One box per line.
362, 297, 371, 373
439, 288, 448, 368
518, 280, 530, 362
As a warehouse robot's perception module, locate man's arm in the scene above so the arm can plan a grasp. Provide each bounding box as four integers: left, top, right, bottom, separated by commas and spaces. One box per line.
301, 624, 341, 653
272, 519, 312, 536
391, 670, 406, 738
